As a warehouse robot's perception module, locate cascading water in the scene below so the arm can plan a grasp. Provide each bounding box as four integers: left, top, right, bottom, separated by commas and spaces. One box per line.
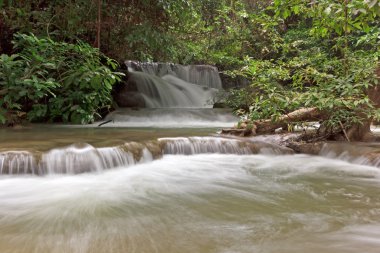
125, 60, 223, 89
3, 60, 380, 252
0, 137, 292, 175
114, 61, 224, 110
123, 72, 217, 108
1, 152, 380, 253
110, 61, 236, 127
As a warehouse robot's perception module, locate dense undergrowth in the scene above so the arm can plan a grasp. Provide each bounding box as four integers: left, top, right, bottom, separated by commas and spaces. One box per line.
0, 34, 121, 125
0, 0, 379, 134
224, 0, 380, 139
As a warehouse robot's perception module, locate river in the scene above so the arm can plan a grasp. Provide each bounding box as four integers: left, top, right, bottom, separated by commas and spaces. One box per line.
1, 124, 380, 253
1, 64, 379, 252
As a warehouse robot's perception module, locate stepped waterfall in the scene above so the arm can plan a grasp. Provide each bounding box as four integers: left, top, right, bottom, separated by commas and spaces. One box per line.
110, 61, 236, 127
125, 60, 223, 89
2, 61, 380, 253
114, 61, 223, 109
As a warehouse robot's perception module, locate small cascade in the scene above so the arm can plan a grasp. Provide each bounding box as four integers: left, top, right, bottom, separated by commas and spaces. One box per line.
0, 144, 145, 175
160, 137, 294, 155
126, 72, 217, 108
319, 142, 380, 167
114, 61, 225, 110
0, 151, 37, 174
126, 61, 223, 89
0, 137, 293, 175
160, 137, 253, 155
40, 144, 136, 174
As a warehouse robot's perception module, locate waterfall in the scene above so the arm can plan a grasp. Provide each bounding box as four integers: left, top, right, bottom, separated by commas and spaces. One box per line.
159, 137, 292, 155
126, 72, 217, 108
114, 61, 224, 109
0, 151, 37, 174
0, 137, 293, 175
40, 144, 136, 174
125, 61, 223, 89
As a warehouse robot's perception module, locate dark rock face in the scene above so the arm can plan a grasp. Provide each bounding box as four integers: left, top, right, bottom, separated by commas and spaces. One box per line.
213, 102, 228, 108
115, 91, 146, 108
219, 72, 250, 90
112, 69, 144, 108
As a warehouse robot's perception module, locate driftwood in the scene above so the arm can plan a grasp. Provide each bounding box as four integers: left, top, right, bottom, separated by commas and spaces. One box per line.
223, 67, 380, 141
222, 107, 323, 137
255, 107, 323, 134
222, 106, 379, 142
98, 119, 113, 127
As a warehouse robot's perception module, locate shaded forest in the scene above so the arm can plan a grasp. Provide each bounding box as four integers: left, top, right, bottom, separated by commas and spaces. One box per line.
0, 0, 379, 141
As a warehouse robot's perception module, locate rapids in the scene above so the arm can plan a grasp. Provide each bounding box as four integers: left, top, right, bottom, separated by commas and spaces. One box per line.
2, 61, 380, 252
0, 137, 292, 174
0, 154, 380, 253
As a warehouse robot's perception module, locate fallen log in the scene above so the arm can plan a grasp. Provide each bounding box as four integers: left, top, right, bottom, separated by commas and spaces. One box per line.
255, 107, 323, 134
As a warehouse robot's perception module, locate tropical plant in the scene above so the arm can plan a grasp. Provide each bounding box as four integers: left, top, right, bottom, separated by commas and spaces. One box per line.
226, 0, 380, 140
0, 33, 121, 125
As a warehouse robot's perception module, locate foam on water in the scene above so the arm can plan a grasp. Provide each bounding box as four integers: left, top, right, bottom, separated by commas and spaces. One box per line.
104, 108, 238, 128
0, 154, 380, 253
0, 137, 293, 174
127, 72, 217, 108
126, 61, 223, 89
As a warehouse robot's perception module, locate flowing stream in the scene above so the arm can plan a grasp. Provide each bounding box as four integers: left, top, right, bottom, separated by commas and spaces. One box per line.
2, 127, 380, 253
1, 148, 380, 253
2, 63, 380, 252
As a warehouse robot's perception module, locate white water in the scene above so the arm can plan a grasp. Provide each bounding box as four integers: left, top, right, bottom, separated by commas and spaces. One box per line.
127, 72, 218, 108
40, 144, 137, 174
0, 137, 291, 174
319, 142, 380, 167
1, 154, 380, 253
104, 108, 238, 128
126, 61, 223, 89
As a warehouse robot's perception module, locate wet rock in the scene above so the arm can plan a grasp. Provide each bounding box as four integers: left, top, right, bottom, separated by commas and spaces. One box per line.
221, 128, 254, 137
213, 102, 228, 108
113, 71, 147, 108
219, 72, 250, 89
286, 141, 325, 155
115, 91, 146, 108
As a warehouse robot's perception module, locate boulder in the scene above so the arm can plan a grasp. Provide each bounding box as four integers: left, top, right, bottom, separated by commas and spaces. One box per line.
114, 91, 146, 108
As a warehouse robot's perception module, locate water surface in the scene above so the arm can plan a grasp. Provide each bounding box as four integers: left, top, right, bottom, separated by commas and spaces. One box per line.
0, 126, 217, 151
0, 154, 380, 253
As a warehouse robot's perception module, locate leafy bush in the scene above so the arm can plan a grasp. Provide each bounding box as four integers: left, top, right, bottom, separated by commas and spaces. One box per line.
0, 33, 121, 125
239, 52, 379, 126
226, 0, 380, 135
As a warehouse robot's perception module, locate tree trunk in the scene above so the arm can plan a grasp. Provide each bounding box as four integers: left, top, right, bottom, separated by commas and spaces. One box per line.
224, 67, 380, 142
96, 0, 101, 49
255, 107, 324, 134
326, 66, 380, 142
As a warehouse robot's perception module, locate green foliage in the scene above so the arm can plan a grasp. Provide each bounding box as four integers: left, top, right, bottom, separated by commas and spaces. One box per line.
226, 0, 380, 133
253, 54, 376, 121
2, 0, 380, 135
0, 33, 121, 125
0, 0, 275, 68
